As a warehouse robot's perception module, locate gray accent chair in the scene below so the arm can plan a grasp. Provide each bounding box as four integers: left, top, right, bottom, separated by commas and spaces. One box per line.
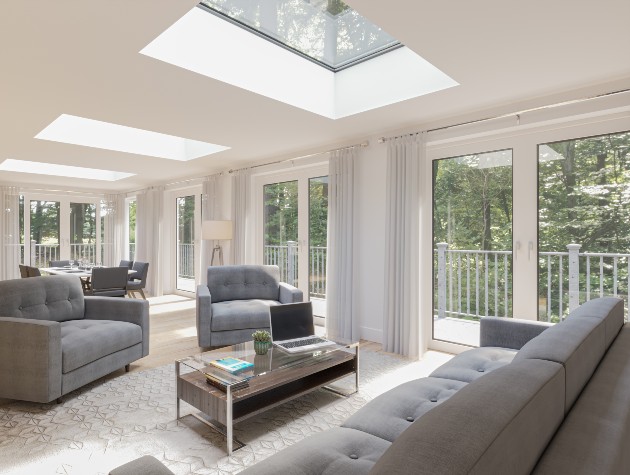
88, 267, 129, 297
0, 275, 149, 403
196, 265, 303, 348
127, 261, 149, 300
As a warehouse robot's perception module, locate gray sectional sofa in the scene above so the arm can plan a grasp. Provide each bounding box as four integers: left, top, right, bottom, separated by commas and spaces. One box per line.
240, 297, 629, 475
196, 265, 303, 348
0, 275, 149, 403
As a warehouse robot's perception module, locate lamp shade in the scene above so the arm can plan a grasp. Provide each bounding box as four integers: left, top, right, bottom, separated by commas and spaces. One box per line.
202, 220, 233, 240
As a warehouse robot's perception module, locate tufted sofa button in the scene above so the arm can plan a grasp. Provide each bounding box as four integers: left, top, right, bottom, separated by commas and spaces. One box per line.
349, 454, 358, 460
430, 397, 438, 402
68, 298, 71, 301
477, 368, 485, 372
406, 416, 414, 422
18, 306, 23, 310
45, 301, 48, 305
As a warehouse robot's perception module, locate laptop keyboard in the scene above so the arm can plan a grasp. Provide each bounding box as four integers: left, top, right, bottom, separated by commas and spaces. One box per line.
279, 337, 328, 349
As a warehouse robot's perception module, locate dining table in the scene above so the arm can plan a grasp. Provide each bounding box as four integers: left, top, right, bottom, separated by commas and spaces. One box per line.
39, 266, 137, 292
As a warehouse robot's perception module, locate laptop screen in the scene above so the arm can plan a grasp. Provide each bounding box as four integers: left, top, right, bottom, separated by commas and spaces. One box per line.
270, 302, 314, 342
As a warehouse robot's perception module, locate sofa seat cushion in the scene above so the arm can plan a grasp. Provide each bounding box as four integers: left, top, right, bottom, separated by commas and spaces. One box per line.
238, 427, 390, 475
370, 360, 566, 475
342, 377, 467, 442
60, 320, 142, 373
429, 347, 517, 383
211, 299, 279, 331
533, 323, 630, 475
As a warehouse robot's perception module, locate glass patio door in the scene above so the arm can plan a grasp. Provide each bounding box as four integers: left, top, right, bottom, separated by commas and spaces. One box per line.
23, 195, 101, 267
176, 194, 198, 292
432, 150, 513, 346
256, 165, 329, 317
538, 131, 630, 322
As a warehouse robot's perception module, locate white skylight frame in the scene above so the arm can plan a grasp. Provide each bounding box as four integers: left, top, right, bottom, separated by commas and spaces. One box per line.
0, 159, 135, 182
140, 7, 458, 119
35, 114, 230, 161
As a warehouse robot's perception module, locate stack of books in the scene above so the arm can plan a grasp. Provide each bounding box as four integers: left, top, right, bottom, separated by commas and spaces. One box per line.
204, 357, 253, 392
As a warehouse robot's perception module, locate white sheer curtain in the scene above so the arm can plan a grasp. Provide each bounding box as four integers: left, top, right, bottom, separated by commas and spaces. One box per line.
0, 186, 20, 280
326, 148, 358, 341
231, 169, 251, 265
101, 194, 125, 267
199, 174, 219, 281
136, 186, 164, 296
382, 134, 424, 358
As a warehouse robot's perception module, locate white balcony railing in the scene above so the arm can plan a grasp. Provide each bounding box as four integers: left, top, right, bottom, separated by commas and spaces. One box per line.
264, 243, 327, 298
436, 243, 630, 323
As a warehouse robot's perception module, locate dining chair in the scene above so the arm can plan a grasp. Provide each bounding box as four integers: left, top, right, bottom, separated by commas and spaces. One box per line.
22, 265, 41, 278
50, 260, 70, 267
119, 259, 134, 269
87, 267, 128, 297
127, 261, 149, 300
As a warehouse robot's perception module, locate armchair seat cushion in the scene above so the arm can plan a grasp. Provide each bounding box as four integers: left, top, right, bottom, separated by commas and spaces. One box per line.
60, 320, 142, 373
210, 299, 280, 332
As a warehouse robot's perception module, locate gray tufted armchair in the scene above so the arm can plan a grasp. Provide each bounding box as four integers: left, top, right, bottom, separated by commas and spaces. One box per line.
196, 265, 303, 348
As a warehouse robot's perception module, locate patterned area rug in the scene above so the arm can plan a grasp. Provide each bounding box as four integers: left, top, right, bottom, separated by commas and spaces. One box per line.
0, 349, 451, 475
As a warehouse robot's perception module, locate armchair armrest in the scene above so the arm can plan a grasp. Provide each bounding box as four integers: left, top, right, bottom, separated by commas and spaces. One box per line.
480, 317, 552, 350
196, 285, 213, 347
0, 317, 62, 403
279, 282, 303, 304
84, 297, 150, 356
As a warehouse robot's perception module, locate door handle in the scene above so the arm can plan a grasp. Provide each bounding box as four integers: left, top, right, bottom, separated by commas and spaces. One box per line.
515, 241, 521, 260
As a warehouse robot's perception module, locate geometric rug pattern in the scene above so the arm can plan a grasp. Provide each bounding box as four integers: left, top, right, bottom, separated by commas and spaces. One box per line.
0, 349, 447, 475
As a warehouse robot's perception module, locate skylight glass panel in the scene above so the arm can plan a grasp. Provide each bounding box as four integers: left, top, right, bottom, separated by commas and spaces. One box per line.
35, 114, 230, 161
199, 0, 401, 71
0, 159, 135, 181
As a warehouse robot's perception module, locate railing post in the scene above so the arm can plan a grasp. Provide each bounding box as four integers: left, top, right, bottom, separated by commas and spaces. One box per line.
287, 241, 297, 286
30, 240, 36, 266
567, 243, 581, 312
437, 243, 448, 319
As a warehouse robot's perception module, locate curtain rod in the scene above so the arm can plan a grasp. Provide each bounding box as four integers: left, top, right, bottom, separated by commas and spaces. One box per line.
227, 140, 369, 174
377, 88, 630, 143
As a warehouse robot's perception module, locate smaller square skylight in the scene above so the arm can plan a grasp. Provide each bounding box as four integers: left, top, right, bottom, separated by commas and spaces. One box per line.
0, 159, 135, 181
35, 114, 229, 161
199, 0, 400, 71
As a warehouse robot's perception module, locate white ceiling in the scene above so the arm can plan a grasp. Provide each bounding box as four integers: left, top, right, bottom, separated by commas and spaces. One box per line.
1, 0, 629, 192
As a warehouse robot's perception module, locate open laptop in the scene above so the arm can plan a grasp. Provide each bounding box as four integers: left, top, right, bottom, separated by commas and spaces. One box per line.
270, 302, 336, 353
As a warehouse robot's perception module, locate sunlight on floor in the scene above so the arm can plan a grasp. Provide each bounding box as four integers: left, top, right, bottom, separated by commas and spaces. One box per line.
148, 294, 196, 315
360, 350, 454, 398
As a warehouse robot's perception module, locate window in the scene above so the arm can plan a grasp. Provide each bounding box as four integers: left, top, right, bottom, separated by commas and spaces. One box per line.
199, 0, 401, 71
538, 131, 630, 321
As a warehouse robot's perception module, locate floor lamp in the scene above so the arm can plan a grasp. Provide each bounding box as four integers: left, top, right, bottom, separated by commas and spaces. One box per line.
202, 220, 233, 266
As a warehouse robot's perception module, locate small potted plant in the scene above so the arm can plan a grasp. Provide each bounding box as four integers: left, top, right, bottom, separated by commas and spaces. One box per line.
252, 330, 272, 355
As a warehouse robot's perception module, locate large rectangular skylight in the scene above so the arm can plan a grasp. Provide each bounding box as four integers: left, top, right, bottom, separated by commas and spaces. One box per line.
35, 114, 229, 161
0, 159, 135, 181
141, 8, 457, 119
199, 0, 401, 71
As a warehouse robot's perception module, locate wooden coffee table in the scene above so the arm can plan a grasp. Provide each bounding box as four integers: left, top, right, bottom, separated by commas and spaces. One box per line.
175, 340, 359, 454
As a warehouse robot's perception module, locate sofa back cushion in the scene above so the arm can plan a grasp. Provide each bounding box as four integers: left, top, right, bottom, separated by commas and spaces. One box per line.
369, 359, 565, 475
207, 265, 280, 303
514, 297, 623, 412
0, 275, 84, 322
